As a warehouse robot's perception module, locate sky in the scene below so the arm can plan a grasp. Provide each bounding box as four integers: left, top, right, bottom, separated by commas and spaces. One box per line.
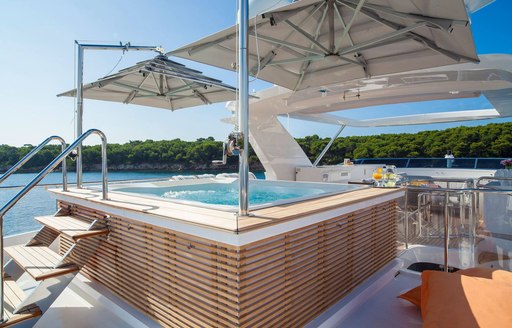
0, 0, 511, 147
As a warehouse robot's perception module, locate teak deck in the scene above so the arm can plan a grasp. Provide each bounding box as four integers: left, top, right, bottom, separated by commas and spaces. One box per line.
52, 186, 401, 328
1, 276, 41, 327
4, 245, 79, 281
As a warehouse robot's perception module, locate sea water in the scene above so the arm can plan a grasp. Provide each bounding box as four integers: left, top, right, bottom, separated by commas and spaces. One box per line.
0, 171, 259, 236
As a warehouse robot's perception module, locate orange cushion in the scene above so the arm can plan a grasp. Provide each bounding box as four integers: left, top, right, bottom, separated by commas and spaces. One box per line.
398, 284, 422, 307
397, 267, 508, 308
421, 271, 512, 327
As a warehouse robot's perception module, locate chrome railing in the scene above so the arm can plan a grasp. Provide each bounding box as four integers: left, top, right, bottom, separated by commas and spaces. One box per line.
399, 178, 512, 273
476, 176, 512, 189
0, 128, 108, 322
0, 136, 67, 190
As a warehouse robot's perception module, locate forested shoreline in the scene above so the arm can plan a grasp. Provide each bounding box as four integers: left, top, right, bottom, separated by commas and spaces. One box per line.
0, 123, 510, 173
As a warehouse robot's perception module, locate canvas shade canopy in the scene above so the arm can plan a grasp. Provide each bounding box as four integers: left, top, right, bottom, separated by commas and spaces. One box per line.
169, 0, 479, 91
58, 55, 237, 110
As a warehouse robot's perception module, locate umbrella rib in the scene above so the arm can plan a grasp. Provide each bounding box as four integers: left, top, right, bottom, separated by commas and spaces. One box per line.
249, 1, 326, 74
249, 32, 325, 56
137, 73, 151, 90
192, 89, 211, 105
341, 0, 467, 30
112, 82, 160, 96
292, 2, 367, 90
338, 22, 427, 55
406, 34, 477, 62
284, 19, 330, 54
328, 0, 335, 53
159, 74, 165, 94
294, 3, 330, 90
250, 49, 277, 75
338, 1, 478, 63
164, 82, 201, 96
334, 0, 366, 53
123, 90, 138, 104
267, 55, 325, 66
334, 2, 369, 77
151, 72, 163, 94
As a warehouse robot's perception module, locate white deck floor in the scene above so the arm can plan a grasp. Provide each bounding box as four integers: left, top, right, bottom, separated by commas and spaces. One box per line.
28, 251, 427, 328
18, 243, 507, 327
305, 259, 423, 328
29, 261, 423, 328
32, 274, 160, 328
331, 270, 422, 327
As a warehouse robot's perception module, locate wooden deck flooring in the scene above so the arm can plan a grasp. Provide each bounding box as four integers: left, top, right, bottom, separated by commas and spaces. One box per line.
1, 276, 41, 327
4, 245, 78, 281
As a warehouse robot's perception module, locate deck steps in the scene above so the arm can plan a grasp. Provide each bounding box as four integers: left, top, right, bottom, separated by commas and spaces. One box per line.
34, 215, 108, 241
1, 212, 108, 326
0, 276, 41, 327
4, 246, 78, 281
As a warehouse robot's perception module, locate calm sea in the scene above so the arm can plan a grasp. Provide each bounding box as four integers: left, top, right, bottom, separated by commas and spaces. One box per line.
1, 171, 262, 236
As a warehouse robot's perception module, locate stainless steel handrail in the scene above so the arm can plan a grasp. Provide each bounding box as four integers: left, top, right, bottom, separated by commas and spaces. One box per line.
476, 176, 512, 189
0, 128, 107, 322
403, 181, 512, 275
0, 136, 67, 191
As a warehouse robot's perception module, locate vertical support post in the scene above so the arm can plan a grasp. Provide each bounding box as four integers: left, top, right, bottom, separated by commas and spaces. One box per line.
101, 133, 108, 200
61, 139, 68, 192
238, 0, 249, 217
76, 42, 84, 188
404, 185, 409, 249
444, 192, 450, 272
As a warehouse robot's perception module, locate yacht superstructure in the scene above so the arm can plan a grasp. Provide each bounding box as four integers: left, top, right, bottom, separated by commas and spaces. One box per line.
0, 0, 510, 327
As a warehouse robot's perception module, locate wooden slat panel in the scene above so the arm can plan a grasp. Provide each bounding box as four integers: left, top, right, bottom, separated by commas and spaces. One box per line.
59, 200, 397, 328
29, 226, 59, 247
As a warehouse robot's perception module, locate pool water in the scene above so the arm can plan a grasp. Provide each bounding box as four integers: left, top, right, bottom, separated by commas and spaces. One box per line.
163, 183, 316, 205
113, 179, 365, 208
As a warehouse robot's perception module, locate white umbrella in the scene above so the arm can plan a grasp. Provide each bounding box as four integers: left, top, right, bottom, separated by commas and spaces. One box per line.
169, 0, 478, 91
58, 55, 237, 110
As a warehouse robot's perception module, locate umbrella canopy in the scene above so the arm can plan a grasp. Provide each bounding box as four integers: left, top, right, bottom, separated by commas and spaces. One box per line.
169, 0, 479, 91
58, 55, 237, 110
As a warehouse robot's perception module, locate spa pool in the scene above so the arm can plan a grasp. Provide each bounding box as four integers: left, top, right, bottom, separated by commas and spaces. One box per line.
107, 178, 368, 211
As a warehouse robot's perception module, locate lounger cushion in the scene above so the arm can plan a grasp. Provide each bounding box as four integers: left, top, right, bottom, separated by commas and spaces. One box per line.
420, 270, 512, 327
398, 284, 422, 307
397, 267, 505, 307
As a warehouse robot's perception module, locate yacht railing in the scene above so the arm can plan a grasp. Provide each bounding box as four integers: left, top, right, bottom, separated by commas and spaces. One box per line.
0, 128, 108, 321
0, 136, 67, 190
399, 178, 512, 273
476, 176, 512, 189
356, 157, 507, 170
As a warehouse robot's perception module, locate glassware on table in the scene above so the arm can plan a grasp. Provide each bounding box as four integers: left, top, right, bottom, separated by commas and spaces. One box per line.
383, 166, 397, 187
372, 167, 383, 186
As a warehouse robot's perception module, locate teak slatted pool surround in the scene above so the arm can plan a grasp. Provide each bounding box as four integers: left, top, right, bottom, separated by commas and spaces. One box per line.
57, 197, 398, 328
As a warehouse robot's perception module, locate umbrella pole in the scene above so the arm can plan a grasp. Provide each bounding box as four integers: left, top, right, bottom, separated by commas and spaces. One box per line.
238, 0, 250, 218
74, 42, 164, 188
76, 42, 84, 188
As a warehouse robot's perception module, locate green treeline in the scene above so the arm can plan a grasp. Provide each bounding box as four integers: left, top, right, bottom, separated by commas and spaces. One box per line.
0, 137, 258, 172
297, 122, 512, 164
0, 122, 510, 172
